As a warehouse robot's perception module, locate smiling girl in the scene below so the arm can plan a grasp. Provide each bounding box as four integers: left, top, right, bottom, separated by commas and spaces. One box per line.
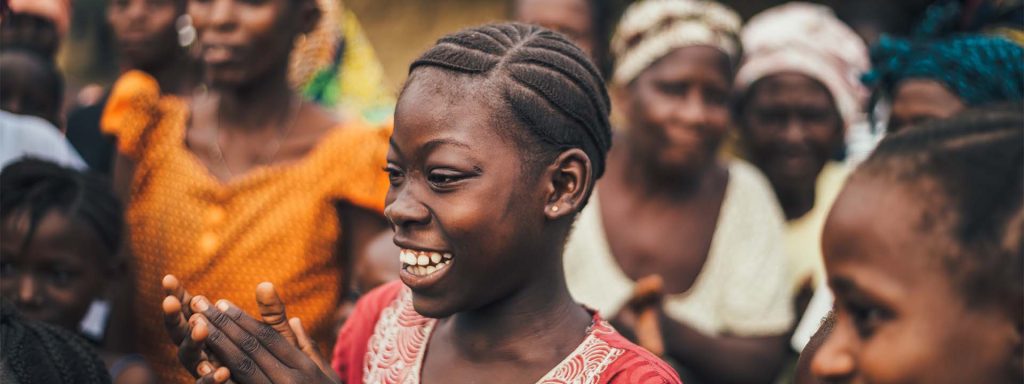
163, 22, 681, 384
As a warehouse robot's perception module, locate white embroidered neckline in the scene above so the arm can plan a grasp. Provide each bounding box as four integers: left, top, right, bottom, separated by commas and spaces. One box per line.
362, 288, 624, 384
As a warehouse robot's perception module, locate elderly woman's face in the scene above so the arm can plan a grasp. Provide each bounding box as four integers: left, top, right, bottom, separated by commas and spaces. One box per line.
620, 46, 732, 176
740, 73, 843, 194
888, 79, 965, 133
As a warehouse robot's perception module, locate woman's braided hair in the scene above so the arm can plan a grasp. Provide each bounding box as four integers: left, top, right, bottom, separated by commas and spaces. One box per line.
407, 22, 612, 180
0, 301, 112, 384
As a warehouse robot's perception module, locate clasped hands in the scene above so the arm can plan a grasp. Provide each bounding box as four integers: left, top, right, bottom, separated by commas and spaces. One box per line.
161, 275, 341, 384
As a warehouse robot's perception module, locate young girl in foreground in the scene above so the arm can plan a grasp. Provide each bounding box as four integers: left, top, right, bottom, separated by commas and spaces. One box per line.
164, 23, 681, 384
807, 107, 1023, 383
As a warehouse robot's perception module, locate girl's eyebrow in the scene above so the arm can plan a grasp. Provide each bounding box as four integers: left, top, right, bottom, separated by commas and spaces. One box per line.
421, 138, 471, 154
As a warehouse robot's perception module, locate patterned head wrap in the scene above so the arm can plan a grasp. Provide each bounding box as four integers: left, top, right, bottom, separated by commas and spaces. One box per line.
289, 0, 395, 125
735, 2, 869, 126
611, 0, 741, 86
862, 34, 1024, 106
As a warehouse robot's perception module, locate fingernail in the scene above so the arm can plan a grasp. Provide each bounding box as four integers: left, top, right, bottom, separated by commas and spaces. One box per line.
198, 363, 211, 375
216, 300, 229, 311
193, 297, 209, 311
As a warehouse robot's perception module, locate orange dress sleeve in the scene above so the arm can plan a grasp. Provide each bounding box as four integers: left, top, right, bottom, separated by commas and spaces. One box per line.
100, 70, 165, 160
322, 120, 391, 213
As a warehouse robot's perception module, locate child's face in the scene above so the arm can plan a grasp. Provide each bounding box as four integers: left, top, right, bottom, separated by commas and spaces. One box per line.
812, 176, 1019, 383
1, 211, 108, 330
385, 70, 552, 318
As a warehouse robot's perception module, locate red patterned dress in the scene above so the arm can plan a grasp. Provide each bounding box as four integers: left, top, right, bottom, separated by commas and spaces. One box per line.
331, 281, 681, 384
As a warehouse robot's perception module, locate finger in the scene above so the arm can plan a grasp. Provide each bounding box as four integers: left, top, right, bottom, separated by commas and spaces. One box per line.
195, 366, 231, 384
164, 295, 191, 344
255, 282, 298, 347
164, 275, 195, 318
290, 317, 338, 381
177, 315, 211, 377
190, 300, 272, 383
212, 298, 307, 366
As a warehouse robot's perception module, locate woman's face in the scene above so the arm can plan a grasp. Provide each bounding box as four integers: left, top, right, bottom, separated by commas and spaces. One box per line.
888, 79, 965, 133
188, 0, 307, 88
620, 46, 732, 177
0, 211, 108, 330
514, 0, 595, 59
813, 176, 1020, 383
740, 73, 843, 192
107, 0, 182, 70
385, 71, 555, 318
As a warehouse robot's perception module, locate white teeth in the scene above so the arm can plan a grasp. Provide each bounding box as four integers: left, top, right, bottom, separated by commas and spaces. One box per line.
430, 253, 441, 263
417, 255, 429, 266
443, 253, 452, 259
426, 265, 436, 274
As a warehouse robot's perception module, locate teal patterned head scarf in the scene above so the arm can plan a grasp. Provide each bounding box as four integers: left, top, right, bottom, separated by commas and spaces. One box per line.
863, 34, 1024, 106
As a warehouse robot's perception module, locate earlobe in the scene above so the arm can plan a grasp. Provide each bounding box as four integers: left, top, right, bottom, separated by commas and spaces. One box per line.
543, 148, 593, 220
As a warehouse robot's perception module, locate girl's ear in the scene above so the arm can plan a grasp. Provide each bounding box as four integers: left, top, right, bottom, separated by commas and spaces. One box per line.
295, 0, 321, 36
543, 148, 593, 220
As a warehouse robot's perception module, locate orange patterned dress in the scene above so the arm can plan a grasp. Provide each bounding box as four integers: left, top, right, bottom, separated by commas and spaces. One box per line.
101, 71, 390, 382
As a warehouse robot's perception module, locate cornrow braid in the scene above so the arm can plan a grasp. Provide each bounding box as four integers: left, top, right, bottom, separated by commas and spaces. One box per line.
0, 158, 123, 260
408, 22, 613, 179
0, 301, 112, 384
857, 106, 1022, 313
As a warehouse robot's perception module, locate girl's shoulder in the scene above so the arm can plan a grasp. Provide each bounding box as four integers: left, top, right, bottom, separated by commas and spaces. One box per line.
587, 321, 683, 384
329, 281, 407, 381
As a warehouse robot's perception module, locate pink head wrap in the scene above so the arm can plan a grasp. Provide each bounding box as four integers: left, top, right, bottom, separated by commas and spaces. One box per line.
6, 0, 71, 36
735, 2, 869, 126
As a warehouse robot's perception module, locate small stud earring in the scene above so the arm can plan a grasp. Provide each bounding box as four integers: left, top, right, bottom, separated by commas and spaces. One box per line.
550, 206, 560, 212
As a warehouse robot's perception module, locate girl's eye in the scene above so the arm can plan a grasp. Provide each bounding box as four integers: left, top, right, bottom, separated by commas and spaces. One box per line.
427, 170, 467, 187
383, 166, 405, 186
0, 261, 17, 277
46, 269, 74, 286
847, 302, 889, 337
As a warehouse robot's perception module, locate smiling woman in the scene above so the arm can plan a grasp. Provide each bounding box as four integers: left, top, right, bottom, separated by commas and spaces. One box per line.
164, 22, 681, 384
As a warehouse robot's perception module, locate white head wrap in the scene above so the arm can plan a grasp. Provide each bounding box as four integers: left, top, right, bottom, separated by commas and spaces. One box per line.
734, 2, 869, 126
611, 0, 742, 86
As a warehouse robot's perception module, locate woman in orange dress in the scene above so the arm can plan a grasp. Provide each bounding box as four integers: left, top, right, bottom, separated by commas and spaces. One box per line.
101, 0, 390, 381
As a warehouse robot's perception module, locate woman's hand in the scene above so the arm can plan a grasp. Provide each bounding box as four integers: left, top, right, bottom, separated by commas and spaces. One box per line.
614, 275, 665, 356
187, 296, 339, 384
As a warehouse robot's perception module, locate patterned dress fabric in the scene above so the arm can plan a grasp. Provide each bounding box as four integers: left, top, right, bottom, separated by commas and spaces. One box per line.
332, 281, 681, 384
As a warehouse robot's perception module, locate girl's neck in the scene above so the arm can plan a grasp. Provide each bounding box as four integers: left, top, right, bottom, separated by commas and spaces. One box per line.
211, 67, 295, 132
445, 261, 592, 363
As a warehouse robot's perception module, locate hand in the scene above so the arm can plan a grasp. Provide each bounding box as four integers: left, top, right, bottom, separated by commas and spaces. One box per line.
163, 276, 326, 382
615, 275, 665, 356
188, 296, 339, 384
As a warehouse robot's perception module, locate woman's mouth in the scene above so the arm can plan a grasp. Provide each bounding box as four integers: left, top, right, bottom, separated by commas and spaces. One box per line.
400, 248, 452, 277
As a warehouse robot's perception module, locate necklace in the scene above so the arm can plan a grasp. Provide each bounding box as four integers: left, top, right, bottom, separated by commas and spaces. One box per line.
208, 94, 301, 179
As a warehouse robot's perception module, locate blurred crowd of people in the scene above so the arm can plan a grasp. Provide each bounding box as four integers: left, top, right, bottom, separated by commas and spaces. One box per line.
0, 0, 1021, 383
